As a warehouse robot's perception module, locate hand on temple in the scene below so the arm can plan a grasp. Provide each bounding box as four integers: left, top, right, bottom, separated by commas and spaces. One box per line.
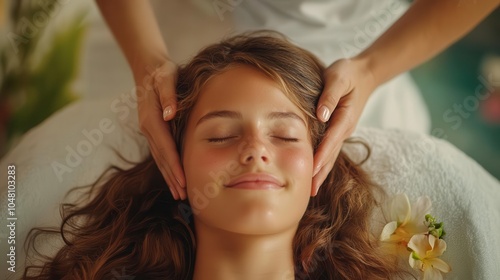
311, 0, 500, 194
312, 58, 377, 195
136, 60, 186, 200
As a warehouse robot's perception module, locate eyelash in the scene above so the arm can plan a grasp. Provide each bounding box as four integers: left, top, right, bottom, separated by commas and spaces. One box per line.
276, 137, 299, 142
207, 136, 298, 143
207, 137, 236, 143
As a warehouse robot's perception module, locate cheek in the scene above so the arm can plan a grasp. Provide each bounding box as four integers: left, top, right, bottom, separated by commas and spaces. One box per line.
274, 146, 314, 229
278, 146, 314, 188
287, 150, 313, 172
183, 144, 237, 192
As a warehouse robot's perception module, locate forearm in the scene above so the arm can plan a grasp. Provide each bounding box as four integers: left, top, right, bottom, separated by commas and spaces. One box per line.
357, 0, 500, 86
95, 0, 169, 81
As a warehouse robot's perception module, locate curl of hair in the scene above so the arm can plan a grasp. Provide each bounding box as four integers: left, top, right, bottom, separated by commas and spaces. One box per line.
23, 31, 401, 280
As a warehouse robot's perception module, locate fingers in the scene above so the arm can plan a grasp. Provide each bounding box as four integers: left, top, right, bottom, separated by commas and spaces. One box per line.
311, 149, 338, 196
312, 59, 374, 196
153, 146, 186, 200
317, 65, 352, 122
142, 61, 186, 200
314, 107, 349, 173
311, 126, 342, 193
153, 61, 178, 121
143, 118, 187, 200
312, 106, 355, 196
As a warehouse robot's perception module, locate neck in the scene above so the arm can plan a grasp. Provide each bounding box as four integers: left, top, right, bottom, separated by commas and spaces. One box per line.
192, 221, 296, 280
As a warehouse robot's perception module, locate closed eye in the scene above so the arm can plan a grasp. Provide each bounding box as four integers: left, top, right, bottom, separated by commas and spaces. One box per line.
274, 137, 299, 142
207, 136, 237, 143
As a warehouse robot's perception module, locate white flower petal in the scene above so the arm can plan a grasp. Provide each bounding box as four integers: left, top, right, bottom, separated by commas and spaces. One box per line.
434, 238, 447, 257
427, 234, 437, 251
380, 221, 398, 241
411, 196, 432, 224
404, 221, 430, 236
408, 234, 429, 258
423, 267, 443, 280
391, 193, 411, 224
427, 237, 447, 259
429, 258, 451, 273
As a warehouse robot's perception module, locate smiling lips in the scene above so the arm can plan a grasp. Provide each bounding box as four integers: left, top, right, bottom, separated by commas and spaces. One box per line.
225, 173, 284, 190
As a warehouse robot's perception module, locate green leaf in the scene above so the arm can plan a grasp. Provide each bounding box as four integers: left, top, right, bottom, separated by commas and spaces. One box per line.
6, 13, 87, 138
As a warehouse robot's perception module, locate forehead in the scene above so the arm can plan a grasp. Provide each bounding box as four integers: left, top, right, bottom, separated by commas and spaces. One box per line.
193, 65, 299, 112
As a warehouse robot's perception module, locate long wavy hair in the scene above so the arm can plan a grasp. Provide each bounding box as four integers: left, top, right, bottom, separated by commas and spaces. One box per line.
22, 31, 400, 279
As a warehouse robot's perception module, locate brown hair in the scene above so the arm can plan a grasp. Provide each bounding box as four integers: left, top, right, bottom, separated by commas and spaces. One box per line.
22, 31, 400, 279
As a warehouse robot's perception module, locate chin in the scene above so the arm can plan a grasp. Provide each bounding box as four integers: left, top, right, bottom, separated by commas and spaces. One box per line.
202, 193, 308, 235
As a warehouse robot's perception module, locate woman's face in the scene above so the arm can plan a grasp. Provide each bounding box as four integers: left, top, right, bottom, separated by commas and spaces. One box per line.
182, 65, 313, 235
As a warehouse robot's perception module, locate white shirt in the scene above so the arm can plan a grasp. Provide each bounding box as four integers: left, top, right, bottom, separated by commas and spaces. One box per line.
233, 0, 410, 64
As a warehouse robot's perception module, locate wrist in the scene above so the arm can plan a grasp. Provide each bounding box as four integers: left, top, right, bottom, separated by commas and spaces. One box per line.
351, 53, 379, 92
130, 52, 171, 83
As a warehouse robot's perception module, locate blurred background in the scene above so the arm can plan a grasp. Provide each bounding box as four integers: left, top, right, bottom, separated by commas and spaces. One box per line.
0, 0, 499, 178
411, 7, 500, 180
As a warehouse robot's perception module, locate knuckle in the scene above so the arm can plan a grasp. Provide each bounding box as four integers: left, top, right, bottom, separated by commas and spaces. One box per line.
336, 77, 350, 92
324, 94, 338, 106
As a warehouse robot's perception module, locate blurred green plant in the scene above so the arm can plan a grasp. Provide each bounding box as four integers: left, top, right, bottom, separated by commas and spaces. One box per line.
0, 0, 87, 156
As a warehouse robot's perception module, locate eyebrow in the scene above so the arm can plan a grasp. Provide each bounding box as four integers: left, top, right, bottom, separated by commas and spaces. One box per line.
267, 111, 306, 126
196, 110, 306, 127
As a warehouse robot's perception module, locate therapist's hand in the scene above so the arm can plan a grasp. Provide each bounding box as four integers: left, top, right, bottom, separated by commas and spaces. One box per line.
136, 60, 186, 200
312, 58, 377, 195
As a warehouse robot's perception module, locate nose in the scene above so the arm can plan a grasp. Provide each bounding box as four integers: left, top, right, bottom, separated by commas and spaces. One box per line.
238, 136, 271, 165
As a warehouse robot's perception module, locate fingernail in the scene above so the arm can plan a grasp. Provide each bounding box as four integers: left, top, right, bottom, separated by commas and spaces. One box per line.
163, 105, 173, 120
319, 106, 330, 122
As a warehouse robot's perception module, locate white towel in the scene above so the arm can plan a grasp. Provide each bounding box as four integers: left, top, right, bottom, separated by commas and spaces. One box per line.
1, 95, 498, 279
345, 128, 500, 279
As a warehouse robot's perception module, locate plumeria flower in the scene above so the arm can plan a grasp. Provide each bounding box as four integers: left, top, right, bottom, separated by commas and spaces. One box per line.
380, 194, 432, 253
408, 234, 451, 280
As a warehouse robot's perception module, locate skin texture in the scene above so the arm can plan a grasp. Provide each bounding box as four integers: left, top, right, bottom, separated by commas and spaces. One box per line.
182, 65, 313, 280
96, 0, 500, 200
